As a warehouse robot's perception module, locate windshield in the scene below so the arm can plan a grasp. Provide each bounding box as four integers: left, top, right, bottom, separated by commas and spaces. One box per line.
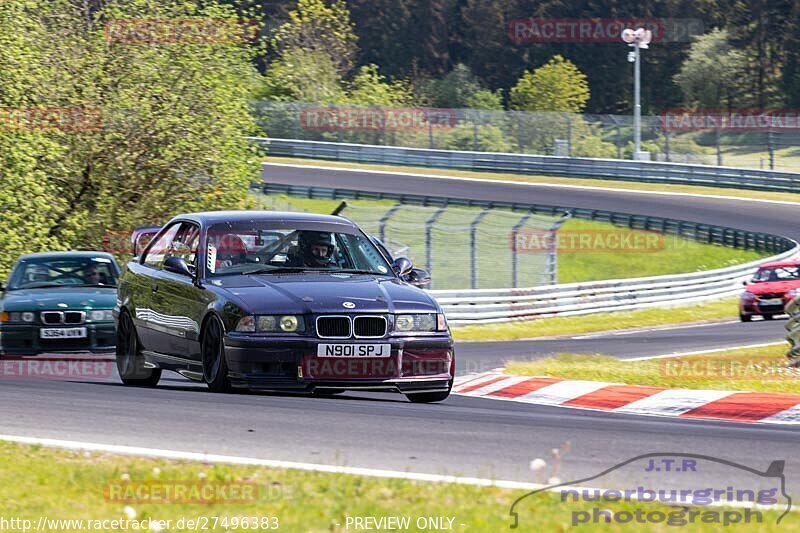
752, 266, 800, 282
7, 257, 118, 290
206, 222, 393, 277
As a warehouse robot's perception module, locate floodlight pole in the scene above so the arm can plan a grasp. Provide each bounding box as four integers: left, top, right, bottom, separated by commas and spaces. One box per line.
633, 41, 641, 158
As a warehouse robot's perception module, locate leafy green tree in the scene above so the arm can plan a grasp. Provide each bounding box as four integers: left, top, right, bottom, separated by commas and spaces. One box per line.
0, 0, 260, 276
270, 0, 357, 75
510, 55, 590, 112
347, 64, 413, 106
261, 48, 345, 102
674, 29, 748, 108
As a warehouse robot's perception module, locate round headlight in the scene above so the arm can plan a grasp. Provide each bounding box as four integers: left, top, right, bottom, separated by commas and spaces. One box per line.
21, 312, 35, 323
279, 315, 298, 332
257, 315, 277, 332
395, 315, 414, 332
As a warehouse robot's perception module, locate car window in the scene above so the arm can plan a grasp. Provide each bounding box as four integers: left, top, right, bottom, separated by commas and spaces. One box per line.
142, 223, 182, 269
205, 222, 392, 277
7, 257, 118, 289
166, 223, 200, 272
754, 266, 800, 282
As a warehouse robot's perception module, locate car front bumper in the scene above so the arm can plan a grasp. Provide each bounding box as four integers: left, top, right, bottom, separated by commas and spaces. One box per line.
0, 323, 116, 356
224, 334, 454, 393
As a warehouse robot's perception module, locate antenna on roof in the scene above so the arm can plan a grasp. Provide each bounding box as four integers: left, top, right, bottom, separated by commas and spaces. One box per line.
331, 201, 348, 216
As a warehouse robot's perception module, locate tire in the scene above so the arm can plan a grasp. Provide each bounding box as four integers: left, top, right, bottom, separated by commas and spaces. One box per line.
201, 316, 231, 393
764, 314, 775, 321
116, 311, 161, 387
739, 313, 752, 322
405, 381, 452, 403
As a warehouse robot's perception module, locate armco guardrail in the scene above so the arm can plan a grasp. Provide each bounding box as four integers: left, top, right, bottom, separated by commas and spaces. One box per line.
435, 251, 797, 324
259, 181, 799, 324
260, 183, 795, 254
253, 137, 800, 193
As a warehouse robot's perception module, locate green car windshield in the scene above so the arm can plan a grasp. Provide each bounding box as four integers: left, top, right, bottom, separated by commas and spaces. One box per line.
7, 257, 118, 290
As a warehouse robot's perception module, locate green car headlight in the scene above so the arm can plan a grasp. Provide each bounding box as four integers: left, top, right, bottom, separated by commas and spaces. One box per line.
89, 310, 114, 322
395, 314, 437, 332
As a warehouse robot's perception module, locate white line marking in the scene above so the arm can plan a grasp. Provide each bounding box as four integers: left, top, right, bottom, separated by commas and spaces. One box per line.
515, 380, 612, 405
625, 342, 786, 362
1, 434, 792, 514
264, 162, 800, 207
614, 389, 734, 417
459, 375, 531, 396
761, 404, 800, 424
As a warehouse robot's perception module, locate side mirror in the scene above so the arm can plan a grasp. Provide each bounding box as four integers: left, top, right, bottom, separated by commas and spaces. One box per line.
743, 280, 748, 286
392, 257, 413, 277
164, 256, 193, 278
0, 282, 5, 292
404, 268, 431, 288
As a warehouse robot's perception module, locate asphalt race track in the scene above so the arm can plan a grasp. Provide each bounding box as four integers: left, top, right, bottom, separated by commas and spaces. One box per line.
2, 163, 799, 507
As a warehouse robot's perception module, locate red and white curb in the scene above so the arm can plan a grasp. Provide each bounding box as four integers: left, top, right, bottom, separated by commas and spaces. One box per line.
453, 373, 800, 425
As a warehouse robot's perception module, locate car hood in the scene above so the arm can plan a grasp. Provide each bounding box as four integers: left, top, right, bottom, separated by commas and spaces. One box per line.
213, 273, 438, 314
0, 287, 118, 312
744, 280, 800, 295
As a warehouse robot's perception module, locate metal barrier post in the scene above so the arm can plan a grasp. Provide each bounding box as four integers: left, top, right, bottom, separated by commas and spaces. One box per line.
546, 213, 572, 284
379, 203, 403, 243
470, 209, 491, 289
511, 212, 534, 288
425, 205, 448, 287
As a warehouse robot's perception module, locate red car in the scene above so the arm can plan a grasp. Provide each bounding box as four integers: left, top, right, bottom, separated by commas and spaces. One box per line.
739, 261, 800, 321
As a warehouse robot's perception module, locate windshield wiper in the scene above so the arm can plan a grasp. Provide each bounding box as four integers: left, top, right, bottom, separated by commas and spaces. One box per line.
334, 269, 389, 275
241, 266, 313, 275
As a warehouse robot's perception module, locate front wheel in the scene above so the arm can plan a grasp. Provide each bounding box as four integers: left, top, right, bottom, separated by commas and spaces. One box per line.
202, 316, 231, 393
739, 313, 752, 322
764, 314, 775, 321
116, 311, 161, 387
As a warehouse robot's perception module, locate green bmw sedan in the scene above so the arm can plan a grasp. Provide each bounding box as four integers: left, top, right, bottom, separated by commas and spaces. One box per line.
0, 252, 120, 355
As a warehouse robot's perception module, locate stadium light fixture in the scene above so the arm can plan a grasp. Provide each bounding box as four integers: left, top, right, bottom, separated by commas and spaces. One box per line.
621, 28, 652, 161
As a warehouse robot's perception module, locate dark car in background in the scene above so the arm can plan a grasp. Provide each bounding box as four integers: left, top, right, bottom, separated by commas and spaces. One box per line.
0, 252, 120, 355
740, 260, 800, 321
115, 211, 454, 402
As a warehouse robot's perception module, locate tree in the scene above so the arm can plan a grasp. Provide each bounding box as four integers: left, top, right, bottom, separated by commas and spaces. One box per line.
347, 64, 412, 106
0, 0, 260, 276
269, 0, 357, 75
510, 55, 590, 112
261, 48, 345, 102
674, 29, 748, 108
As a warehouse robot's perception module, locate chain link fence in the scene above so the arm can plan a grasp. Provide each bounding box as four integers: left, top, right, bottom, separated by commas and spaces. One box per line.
253, 101, 800, 171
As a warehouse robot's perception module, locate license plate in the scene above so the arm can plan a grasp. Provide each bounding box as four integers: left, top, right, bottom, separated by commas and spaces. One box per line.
40, 327, 87, 339
760, 298, 783, 306
317, 344, 391, 358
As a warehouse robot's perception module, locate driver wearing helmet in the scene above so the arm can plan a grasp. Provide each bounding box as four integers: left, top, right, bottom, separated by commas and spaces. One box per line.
288, 231, 337, 268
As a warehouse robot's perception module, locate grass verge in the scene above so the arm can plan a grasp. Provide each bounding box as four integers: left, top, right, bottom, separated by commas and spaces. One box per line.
0, 441, 792, 531
263, 156, 800, 204
452, 298, 740, 342
504, 344, 799, 394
